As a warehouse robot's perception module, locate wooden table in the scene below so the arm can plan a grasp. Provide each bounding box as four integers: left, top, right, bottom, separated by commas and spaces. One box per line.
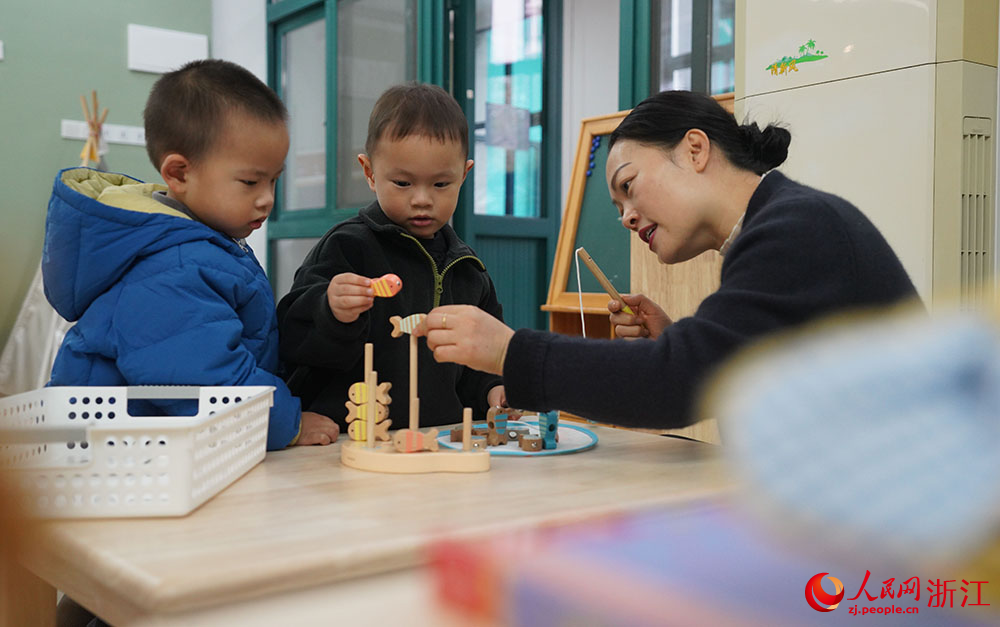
18, 425, 732, 626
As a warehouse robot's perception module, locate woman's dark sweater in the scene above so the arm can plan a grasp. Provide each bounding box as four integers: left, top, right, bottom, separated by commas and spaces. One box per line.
503, 171, 920, 428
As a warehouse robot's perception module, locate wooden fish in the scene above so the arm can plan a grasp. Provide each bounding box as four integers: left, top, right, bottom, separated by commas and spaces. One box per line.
539, 413, 559, 450
389, 313, 426, 338
393, 428, 440, 453
486, 417, 508, 446
469, 436, 487, 450
348, 417, 392, 441
344, 399, 389, 423
348, 381, 392, 405
371, 273, 402, 297
520, 436, 543, 452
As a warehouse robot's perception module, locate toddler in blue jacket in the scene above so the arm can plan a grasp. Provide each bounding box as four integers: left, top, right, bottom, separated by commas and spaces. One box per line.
44, 59, 339, 450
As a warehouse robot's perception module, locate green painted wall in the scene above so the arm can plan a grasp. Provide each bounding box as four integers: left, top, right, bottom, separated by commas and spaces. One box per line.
0, 1, 210, 350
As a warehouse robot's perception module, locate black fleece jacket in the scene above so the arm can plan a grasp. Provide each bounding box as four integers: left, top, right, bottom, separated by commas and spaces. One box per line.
503, 170, 920, 428
277, 202, 504, 431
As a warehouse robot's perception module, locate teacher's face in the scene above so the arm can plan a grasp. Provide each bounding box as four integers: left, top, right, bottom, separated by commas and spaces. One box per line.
606, 137, 715, 264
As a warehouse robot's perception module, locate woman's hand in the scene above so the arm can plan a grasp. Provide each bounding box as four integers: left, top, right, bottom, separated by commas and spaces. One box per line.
413, 305, 514, 375
609, 294, 673, 340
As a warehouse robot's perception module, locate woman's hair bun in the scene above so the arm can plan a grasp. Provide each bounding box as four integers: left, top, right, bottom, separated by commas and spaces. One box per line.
738, 122, 791, 173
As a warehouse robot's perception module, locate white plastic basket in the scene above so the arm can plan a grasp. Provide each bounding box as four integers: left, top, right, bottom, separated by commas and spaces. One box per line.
0, 385, 273, 518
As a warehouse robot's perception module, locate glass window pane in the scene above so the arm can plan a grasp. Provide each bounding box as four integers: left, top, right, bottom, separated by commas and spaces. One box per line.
473, 0, 543, 217
337, 0, 418, 208
658, 0, 692, 91
710, 0, 735, 94
282, 19, 327, 211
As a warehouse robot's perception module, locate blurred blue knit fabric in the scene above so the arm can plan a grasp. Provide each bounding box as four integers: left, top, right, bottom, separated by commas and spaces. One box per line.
713, 307, 1000, 563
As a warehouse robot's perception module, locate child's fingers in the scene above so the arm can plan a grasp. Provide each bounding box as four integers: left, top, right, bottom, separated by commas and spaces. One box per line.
297, 413, 340, 446
336, 294, 375, 309
298, 431, 335, 445
332, 272, 373, 287
329, 280, 374, 298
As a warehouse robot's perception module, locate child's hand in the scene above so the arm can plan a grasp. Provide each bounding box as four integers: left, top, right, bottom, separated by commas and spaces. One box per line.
327, 273, 374, 323
609, 294, 673, 340
487, 385, 506, 409
296, 411, 340, 445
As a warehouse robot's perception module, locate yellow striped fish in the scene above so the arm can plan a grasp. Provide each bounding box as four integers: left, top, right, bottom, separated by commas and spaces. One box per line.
371, 273, 402, 297
389, 313, 426, 338
348, 381, 392, 405
348, 416, 391, 441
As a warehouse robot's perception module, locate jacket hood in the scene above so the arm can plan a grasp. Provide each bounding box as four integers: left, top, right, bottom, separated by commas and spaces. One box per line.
43, 167, 233, 321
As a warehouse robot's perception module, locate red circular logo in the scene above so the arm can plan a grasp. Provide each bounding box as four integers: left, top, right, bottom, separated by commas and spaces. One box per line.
805, 573, 844, 612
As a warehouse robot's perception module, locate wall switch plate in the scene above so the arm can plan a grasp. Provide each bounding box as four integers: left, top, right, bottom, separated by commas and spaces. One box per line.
0, 40, 5, 61
61, 120, 146, 146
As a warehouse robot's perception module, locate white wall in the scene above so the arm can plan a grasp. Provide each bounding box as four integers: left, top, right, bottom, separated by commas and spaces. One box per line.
212, 0, 270, 271
560, 0, 620, 215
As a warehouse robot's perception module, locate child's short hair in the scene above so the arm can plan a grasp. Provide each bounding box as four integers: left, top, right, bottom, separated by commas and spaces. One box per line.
143, 59, 287, 169
365, 82, 469, 158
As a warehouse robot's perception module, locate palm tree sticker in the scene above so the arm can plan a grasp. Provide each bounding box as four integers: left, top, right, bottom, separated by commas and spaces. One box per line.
767, 39, 827, 75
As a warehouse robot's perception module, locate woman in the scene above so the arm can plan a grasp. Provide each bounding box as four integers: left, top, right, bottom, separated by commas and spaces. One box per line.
414, 90, 919, 429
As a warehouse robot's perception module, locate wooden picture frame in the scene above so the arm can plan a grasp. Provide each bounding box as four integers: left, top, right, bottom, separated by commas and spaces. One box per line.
542, 111, 631, 339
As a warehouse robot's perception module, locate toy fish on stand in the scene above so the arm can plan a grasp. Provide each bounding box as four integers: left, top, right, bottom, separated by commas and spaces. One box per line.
539, 413, 559, 450
393, 428, 440, 453
348, 381, 392, 405
348, 416, 391, 442
344, 399, 389, 424
371, 273, 403, 297
389, 313, 427, 338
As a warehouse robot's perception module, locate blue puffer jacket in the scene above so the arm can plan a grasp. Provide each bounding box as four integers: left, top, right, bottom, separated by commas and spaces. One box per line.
44, 167, 301, 450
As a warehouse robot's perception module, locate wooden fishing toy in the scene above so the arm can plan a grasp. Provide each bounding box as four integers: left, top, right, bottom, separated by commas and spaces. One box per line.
433, 409, 600, 457
344, 400, 389, 424
393, 428, 440, 453
576, 247, 634, 315
344, 345, 392, 442
389, 313, 426, 338
371, 273, 403, 297
348, 381, 392, 405
520, 437, 543, 452
339, 334, 490, 473
540, 413, 560, 450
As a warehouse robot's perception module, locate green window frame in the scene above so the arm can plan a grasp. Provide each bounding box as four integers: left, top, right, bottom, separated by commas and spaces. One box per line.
619, 0, 735, 109
265, 0, 446, 257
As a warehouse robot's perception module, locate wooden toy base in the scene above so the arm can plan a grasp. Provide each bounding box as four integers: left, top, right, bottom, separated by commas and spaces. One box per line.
340, 440, 490, 474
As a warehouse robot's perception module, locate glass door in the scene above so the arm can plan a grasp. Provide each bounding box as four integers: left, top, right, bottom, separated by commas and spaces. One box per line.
451, 0, 561, 331
267, 0, 419, 296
